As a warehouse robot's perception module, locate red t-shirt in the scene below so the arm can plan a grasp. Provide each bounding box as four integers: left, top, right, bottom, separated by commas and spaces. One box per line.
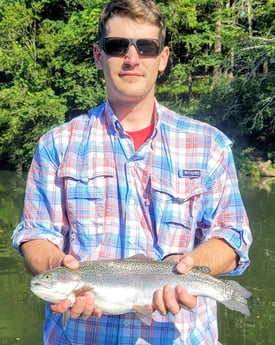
126, 123, 154, 151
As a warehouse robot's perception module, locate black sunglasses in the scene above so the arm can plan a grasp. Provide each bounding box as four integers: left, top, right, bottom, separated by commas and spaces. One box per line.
99, 37, 164, 57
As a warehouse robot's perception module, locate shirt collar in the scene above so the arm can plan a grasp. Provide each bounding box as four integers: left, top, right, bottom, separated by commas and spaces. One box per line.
103, 99, 160, 140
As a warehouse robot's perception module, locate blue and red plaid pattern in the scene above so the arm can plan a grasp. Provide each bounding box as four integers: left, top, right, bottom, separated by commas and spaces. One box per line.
13, 100, 252, 344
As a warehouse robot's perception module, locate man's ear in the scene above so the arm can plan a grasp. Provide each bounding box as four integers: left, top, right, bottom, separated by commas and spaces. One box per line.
158, 46, 170, 73
93, 45, 103, 69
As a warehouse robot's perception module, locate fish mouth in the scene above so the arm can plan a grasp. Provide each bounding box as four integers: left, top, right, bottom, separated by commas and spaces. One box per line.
31, 281, 52, 290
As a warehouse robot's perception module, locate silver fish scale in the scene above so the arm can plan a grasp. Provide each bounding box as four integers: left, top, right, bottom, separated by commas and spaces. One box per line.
77, 261, 232, 302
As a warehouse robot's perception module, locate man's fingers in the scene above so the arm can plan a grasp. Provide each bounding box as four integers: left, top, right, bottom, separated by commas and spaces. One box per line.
176, 256, 194, 274
62, 255, 80, 270
70, 294, 87, 319
51, 299, 72, 314
175, 286, 197, 309
69, 292, 102, 319
80, 292, 101, 319
50, 292, 102, 320
153, 289, 167, 315
153, 285, 181, 316
162, 285, 181, 315
90, 307, 103, 318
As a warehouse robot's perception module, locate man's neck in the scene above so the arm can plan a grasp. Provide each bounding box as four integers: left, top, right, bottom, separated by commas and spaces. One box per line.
108, 97, 155, 131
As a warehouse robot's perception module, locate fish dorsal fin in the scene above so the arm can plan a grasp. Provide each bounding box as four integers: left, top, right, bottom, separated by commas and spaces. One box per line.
133, 304, 154, 325
192, 266, 210, 274
125, 254, 155, 261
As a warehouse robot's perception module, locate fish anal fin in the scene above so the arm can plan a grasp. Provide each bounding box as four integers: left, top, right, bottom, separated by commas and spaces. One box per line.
134, 304, 154, 325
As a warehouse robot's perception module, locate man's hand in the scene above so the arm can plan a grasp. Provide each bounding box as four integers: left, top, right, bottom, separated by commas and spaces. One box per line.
50, 255, 103, 319
153, 255, 197, 316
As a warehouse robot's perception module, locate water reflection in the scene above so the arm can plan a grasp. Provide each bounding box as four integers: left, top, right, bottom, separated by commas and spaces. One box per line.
0, 171, 275, 345
219, 178, 275, 345
0, 171, 44, 345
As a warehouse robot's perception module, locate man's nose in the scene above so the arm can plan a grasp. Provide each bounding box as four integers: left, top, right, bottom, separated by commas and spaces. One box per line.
124, 44, 140, 63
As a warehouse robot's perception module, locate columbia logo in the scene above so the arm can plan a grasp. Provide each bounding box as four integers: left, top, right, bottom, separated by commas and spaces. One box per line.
178, 169, 201, 178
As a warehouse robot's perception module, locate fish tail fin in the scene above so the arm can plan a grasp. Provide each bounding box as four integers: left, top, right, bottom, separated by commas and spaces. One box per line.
221, 280, 252, 316
228, 280, 252, 299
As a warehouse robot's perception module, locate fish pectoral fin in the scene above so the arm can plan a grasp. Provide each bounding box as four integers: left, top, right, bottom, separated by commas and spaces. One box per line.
74, 284, 93, 295
134, 304, 154, 326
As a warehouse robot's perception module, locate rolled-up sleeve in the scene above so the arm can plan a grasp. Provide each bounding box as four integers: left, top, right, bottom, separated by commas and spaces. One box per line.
200, 141, 252, 276
12, 131, 68, 254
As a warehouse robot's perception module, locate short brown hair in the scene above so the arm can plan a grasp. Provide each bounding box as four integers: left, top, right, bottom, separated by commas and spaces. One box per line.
97, 0, 166, 42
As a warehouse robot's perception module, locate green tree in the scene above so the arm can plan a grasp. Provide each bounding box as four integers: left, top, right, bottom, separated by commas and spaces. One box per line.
0, 0, 106, 170
0, 0, 274, 172
0, 1, 67, 170
157, 0, 275, 168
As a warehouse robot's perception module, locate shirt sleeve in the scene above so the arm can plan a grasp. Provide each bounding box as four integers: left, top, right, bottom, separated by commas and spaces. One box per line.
12, 131, 69, 254
199, 138, 252, 276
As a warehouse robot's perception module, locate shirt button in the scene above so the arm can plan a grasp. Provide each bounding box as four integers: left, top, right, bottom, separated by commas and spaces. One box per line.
128, 161, 135, 167
97, 224, 103, 231
128, 237, 135, 244
128, 200, 135, 206
124, 319, 130, 327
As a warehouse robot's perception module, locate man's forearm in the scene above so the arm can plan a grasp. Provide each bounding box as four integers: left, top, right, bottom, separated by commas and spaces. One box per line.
187, 238, 239, 275
21, 239, 66, 275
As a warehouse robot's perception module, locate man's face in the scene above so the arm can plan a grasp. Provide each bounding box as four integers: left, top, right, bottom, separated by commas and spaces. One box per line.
94, 16, 169, 105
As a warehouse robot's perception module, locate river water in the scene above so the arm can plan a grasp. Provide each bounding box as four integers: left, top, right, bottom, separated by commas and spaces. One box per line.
0, 170, 274, 345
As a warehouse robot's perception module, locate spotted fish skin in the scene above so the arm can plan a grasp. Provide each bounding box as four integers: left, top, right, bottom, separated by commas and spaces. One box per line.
31, 258, 251, 325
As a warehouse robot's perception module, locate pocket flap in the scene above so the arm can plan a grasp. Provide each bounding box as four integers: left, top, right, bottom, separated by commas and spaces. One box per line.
151, 169, 206, 201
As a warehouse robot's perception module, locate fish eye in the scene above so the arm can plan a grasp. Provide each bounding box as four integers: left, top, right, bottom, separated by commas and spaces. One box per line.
43, 273, 52, 280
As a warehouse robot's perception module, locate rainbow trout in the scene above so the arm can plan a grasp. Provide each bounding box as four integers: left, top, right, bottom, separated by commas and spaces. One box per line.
31, 257, 251, 325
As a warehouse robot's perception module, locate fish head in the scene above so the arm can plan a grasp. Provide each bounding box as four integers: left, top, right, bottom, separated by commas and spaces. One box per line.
31, 267, 85, 303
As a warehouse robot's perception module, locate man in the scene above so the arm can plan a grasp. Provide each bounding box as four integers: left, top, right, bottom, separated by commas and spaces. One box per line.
13, 0, 252, 344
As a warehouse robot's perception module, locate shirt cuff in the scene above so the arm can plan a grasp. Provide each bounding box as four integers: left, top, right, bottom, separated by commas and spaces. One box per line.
213, 225, 251, 276
12, 221, 64, 254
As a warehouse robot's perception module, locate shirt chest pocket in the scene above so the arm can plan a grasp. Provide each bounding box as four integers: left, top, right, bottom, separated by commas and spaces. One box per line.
58, 166, 115, 259
59, 166, 114, 231
65, 177, 107, 229
151, 174, 205, 252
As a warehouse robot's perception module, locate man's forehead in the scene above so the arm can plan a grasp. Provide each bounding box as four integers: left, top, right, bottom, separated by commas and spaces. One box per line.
104, 16, 161, 37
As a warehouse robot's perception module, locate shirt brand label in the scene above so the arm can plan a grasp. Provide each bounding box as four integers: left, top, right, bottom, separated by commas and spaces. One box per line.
178, 169, 201, 178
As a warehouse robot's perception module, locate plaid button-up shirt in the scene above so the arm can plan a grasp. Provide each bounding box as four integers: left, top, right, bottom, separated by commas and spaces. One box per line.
13, 100, 252, 345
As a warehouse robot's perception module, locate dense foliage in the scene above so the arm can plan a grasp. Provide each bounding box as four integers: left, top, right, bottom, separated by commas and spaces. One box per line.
0, 0, 274, 172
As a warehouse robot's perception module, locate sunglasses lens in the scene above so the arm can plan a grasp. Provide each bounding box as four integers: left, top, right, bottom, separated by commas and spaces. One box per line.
101, 38, 163, 57
103, 38, 129, 56
136, 39, 161, 56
